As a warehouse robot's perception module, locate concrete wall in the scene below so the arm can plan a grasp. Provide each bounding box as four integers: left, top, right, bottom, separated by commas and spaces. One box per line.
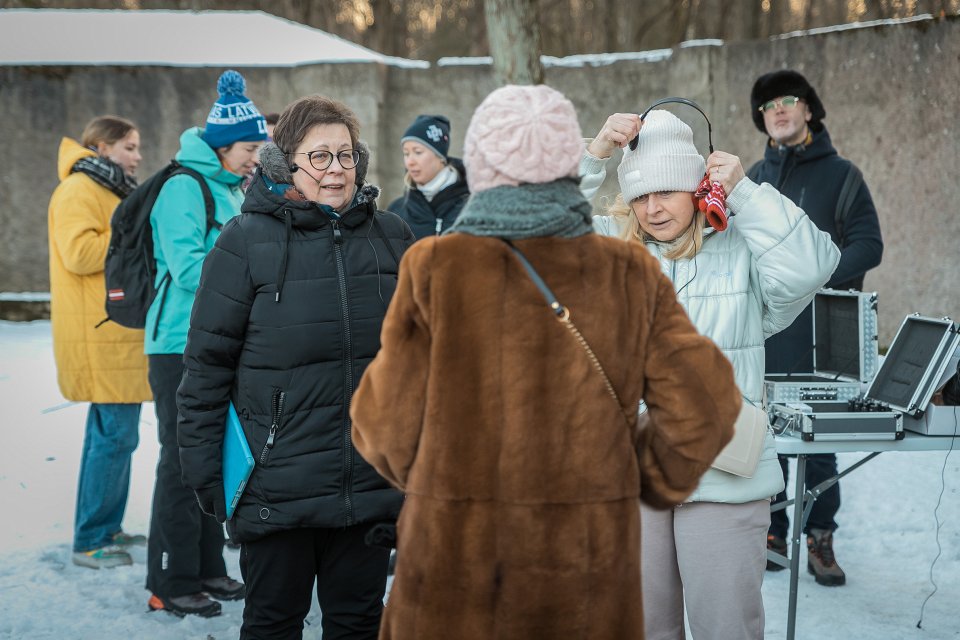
3, 16, 958, 345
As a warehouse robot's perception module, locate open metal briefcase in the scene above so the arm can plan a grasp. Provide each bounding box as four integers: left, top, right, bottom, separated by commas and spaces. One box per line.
771, 314, 959, 441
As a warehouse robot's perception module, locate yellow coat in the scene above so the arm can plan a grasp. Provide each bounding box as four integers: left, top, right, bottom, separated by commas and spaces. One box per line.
48, 138, 151, 403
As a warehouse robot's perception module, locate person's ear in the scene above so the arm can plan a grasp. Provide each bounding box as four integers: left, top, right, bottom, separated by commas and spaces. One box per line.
96, 141, 109, 156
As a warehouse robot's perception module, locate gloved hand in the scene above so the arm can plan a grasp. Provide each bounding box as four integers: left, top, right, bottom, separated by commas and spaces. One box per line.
195, 486, 227, 523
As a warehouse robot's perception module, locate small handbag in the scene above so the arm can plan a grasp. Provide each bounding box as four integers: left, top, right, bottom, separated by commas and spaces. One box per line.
711, 399, 768, 478
502, 241, 631, 427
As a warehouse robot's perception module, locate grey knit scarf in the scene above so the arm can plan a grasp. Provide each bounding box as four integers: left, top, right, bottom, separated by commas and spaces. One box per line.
72, 155, 137, 198
449, 178, 593, 239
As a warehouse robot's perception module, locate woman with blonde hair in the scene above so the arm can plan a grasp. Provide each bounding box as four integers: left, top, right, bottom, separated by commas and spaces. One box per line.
48, 115, 151, 570
581, 109, 840, 639
387, 114, 469, 239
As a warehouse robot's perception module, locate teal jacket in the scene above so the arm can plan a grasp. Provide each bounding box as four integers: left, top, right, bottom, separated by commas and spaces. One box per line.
145, 127, 244, 355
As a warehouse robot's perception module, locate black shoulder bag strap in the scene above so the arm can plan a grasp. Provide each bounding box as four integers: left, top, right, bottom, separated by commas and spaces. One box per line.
501, 239, 630, 426
834, 164, 863, 246
372, 215, 402, 267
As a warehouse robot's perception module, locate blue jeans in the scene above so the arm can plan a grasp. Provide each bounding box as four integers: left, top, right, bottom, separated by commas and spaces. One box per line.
73, 403, 142, 552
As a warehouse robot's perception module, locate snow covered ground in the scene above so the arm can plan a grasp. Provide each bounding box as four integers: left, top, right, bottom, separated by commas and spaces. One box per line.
0, 320, 958, 639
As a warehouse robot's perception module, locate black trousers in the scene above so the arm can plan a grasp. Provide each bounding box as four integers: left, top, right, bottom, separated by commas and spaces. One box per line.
769, 453, 841, 538
239, 525, 390, 640
146, 354, 226, 597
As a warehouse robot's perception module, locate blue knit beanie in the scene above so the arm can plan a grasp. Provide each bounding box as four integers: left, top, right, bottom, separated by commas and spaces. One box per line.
401, 114, 451, 160
201, 70, 268, 149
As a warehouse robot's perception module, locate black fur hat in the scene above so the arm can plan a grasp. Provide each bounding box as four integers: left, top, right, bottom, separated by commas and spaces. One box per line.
750, 70, 826, 134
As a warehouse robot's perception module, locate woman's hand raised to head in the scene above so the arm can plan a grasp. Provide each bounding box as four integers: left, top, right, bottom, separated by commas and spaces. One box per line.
587, 113, 642, 159
705, 151, 746, 196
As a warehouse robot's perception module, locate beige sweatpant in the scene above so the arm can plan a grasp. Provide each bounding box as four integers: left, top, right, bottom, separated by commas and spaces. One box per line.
640, 499, 770, 640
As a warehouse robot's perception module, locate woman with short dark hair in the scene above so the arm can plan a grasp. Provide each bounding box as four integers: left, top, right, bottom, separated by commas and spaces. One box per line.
177, 94, 415, 638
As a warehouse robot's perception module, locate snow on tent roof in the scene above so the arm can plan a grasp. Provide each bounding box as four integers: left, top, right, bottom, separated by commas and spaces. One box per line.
0, 9, 427, 68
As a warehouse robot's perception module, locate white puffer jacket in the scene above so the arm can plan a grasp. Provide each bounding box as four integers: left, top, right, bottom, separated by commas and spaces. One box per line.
583, 155, 840, 503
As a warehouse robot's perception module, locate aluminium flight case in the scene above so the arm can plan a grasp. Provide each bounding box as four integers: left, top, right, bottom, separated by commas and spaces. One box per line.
764, 288, 879, 405
771, 314, 960, 441
770, 400, 902, 442
880, 314, 960, 435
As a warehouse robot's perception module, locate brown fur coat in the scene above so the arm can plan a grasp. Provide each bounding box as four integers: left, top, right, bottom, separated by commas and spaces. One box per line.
351, 232, 739, 639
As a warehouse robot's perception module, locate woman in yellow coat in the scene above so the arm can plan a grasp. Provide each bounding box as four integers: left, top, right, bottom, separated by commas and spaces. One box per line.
48, 115, 152, 570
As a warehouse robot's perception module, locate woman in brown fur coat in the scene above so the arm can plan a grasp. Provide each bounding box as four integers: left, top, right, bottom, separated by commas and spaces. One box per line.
351, 84, 741, 640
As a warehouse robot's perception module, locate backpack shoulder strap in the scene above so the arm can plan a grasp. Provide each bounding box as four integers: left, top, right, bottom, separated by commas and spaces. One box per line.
169, 163, 220, 234
834, 163, 863, 246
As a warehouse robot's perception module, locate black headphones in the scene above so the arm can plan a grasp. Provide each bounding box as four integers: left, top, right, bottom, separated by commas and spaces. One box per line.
628, 97, 714, 154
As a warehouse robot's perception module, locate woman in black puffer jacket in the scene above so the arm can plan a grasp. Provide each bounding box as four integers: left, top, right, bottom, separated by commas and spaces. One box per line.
177, 95, 414, 640
387, 114, 470, 238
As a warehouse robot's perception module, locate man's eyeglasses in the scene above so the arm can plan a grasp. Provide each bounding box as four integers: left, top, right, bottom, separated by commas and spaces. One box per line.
291, 149, 362, 172
758, 96, 802, 113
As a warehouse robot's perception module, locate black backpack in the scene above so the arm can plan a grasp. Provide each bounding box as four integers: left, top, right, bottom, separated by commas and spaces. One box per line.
101, 161, 219, 334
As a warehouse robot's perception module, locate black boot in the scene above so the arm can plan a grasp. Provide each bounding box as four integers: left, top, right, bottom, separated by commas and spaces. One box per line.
202, 575, 246, 601
148, 593, 222, 617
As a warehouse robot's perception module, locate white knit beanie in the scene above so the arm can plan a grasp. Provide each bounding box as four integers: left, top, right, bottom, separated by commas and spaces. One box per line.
617, 110, 705, 202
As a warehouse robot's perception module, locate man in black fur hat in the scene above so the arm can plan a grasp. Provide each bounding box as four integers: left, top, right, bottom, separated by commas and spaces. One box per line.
748, 69, 884, 588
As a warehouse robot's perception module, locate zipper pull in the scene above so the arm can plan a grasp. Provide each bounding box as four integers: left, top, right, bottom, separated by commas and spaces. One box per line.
435, 218, 442, 235
266, 389, 285, 449
332, 221, 343, 244
265, 424, 277, 449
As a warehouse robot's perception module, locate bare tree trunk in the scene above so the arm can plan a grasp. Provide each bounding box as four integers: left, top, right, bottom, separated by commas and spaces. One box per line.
604, 0, 619, 51
366, 0, 406, 57
764, 0, 785, 37
802, 0, 817, 30
484, 0, 544, 85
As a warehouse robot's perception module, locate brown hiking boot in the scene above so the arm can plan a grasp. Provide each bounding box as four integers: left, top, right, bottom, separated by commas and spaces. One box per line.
806, 528, 846, 586
766, 534, 788, 571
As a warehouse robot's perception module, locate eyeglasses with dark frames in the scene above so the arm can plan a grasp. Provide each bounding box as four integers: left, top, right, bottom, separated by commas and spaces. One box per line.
290, 149, 362, 171
758, 96, 802, 113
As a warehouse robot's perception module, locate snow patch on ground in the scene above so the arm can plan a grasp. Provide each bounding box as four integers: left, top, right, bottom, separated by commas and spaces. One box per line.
0, 320, 957, 639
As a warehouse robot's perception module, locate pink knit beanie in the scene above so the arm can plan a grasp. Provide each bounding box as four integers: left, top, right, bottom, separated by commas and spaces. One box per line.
463, 84, 583, 193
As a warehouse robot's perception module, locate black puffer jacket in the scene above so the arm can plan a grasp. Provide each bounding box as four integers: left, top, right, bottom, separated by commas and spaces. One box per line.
749, 125, 883, 374
387, 158, 470, 239
177, 170, 415, 543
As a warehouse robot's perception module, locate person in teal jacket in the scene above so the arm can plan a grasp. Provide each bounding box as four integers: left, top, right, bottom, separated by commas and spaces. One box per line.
145, 70, 268, 618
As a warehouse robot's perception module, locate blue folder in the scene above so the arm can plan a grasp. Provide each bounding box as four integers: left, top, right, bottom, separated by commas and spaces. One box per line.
223, 402, 255, 520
